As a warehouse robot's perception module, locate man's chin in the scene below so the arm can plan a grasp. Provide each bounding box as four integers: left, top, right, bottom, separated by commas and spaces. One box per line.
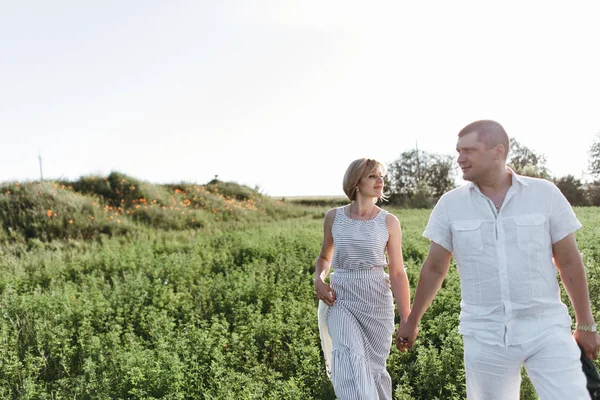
462, 172, 475, 182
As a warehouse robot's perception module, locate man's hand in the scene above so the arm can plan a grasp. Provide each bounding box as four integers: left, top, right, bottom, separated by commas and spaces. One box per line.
553, 234, 599, 360
396, 318, 419, 352
574, 329, 600, 360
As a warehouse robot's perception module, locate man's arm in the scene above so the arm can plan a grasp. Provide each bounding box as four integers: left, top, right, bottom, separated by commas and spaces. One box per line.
553, 233, 600, 360
396, 241, 452, 350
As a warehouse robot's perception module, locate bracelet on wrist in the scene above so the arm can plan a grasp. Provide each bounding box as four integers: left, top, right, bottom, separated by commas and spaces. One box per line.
575, 323, 597, 332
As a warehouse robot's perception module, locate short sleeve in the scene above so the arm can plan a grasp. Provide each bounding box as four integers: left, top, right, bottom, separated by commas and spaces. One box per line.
549, 184, 582, 244
423, 198, 453, 252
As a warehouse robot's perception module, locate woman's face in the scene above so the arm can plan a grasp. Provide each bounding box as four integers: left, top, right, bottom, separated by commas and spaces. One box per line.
357, 166, 384, 199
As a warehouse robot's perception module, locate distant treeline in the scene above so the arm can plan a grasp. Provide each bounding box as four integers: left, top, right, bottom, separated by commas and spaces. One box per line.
283, 198, 348, 208
384, 135, 600, 208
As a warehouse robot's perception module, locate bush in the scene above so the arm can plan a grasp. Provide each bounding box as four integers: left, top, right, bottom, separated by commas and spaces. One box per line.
0, 182, 132, 242
1, 176, 316, 243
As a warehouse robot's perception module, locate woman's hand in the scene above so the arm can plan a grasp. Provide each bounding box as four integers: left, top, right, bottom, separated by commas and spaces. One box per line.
396, 318, 419, 352
315, 278, 336, 306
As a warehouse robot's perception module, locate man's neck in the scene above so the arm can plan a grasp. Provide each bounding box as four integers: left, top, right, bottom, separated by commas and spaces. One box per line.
476, 168, 512, 196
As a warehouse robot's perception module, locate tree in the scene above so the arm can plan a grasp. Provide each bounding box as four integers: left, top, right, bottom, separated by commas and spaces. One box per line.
386, 149, 456, 205
424, 154, 456, 200
554, 175, 587, 206
386, 149, 423, 202
409, 180, 435, 208
585, 182, 600, 206
508, 137, 551, 179
588, 132, 600, 179
586, 131, 600, 205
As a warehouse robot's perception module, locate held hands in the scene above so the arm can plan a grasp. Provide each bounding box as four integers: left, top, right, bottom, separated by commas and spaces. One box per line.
574, 329, 600, 360
396, 318, 419, 353
315, 278, 336, 306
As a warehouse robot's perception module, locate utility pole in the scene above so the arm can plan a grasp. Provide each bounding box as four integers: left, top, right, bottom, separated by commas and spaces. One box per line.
39, 154, 44, 182
415, 141, 420, 181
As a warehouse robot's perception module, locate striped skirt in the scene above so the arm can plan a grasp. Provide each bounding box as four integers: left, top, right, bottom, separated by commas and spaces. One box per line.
318, 267, 395, 400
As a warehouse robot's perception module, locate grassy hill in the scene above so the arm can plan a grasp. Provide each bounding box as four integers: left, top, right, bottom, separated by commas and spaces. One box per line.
0, 173, 317, 243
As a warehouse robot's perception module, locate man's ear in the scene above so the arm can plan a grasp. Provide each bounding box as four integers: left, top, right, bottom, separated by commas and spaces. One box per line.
496, 144, 506, 160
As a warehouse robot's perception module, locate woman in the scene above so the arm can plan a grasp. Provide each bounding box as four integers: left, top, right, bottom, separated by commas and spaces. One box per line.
315, 158, 411, 399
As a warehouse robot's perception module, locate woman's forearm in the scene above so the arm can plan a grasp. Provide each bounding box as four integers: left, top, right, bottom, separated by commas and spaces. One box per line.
390, 269, 411, 322
314, 257, 331, 282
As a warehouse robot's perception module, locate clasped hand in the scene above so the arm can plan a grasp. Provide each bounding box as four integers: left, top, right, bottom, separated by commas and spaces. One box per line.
396, 319, 418, 353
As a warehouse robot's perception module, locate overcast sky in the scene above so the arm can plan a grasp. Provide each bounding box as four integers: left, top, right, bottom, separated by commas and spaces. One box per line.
2, 1, 599, 196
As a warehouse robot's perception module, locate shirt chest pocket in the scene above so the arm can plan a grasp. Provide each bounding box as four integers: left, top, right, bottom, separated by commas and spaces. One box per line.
515, 214, 548, 252
452, 220, 483, 256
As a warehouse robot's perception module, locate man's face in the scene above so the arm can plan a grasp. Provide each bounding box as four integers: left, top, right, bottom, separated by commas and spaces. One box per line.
456, 131, 496, 182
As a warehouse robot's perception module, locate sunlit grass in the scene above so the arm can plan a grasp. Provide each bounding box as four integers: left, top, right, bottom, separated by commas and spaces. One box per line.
0, 173, 316, 243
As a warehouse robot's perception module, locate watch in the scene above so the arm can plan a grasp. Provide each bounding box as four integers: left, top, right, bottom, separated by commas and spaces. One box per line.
575, 323, 597, 332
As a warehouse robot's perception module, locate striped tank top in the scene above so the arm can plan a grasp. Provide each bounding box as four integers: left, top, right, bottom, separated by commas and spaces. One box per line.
331, 206, 389, 270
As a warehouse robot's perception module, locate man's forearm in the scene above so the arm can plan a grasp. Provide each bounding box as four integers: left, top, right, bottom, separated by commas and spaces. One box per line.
559, 262, 595, 324
407, 266, 446, 324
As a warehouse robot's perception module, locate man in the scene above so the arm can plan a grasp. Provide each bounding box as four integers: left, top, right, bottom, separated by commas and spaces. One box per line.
397, 120, 600, 399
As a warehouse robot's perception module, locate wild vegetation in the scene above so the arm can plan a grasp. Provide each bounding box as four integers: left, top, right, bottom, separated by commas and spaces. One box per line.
0, 175, 598, 399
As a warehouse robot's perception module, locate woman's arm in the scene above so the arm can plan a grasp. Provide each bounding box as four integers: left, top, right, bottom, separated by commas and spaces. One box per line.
386, 213, 411, 322
315, 208, 337, 305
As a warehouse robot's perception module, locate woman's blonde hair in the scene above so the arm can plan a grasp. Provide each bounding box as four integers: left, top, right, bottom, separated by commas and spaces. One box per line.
342, 158, 388, 202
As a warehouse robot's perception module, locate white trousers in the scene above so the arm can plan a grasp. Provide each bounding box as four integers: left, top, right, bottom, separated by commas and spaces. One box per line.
464, 326, 590, 400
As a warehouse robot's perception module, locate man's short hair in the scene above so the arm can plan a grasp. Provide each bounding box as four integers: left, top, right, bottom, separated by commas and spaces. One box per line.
458, 120, 510, 159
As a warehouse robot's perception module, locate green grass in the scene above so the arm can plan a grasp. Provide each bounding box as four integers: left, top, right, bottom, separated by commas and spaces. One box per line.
0, 174, 319, 244
0, 181, 598, 398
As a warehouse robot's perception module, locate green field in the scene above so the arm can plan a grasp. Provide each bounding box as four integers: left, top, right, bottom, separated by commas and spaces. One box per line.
1, 179, 599, 399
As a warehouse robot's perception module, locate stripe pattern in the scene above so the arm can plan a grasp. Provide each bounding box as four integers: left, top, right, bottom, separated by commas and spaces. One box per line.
320, 206, 394, 399
331, 207, 389, 270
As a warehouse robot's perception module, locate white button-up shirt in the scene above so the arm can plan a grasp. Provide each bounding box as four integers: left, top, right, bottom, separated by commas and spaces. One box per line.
423, 170, 581, 346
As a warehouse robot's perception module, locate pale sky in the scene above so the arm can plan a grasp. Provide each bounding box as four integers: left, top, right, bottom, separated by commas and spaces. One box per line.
1, 1, 599, 196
